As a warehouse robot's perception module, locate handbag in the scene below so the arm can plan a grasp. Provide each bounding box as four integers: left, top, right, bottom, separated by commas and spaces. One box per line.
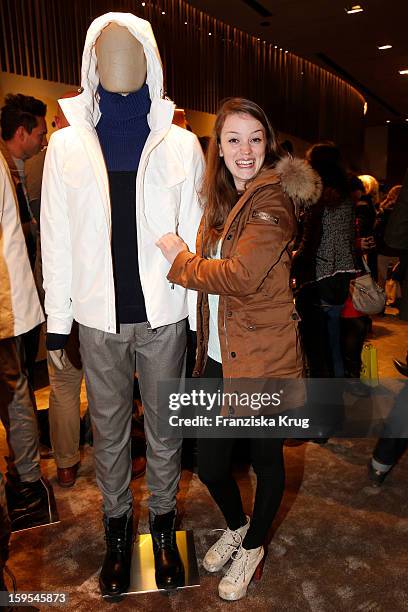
349, 259, 386, 315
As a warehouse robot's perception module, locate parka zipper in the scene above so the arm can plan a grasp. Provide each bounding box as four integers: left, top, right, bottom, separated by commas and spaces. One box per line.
220, 233, 232, 387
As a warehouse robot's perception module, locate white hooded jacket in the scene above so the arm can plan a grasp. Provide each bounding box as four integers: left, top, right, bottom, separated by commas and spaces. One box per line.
41, 12, 204, 335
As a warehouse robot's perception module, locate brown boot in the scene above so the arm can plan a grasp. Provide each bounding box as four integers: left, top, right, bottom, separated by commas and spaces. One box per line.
57, 463, 80, 488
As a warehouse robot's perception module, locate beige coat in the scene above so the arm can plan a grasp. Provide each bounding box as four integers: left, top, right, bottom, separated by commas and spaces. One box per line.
0, 149, 44, 339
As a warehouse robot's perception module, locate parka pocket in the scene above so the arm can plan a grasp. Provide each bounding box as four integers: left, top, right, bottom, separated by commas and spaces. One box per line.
245, 302, 300, 330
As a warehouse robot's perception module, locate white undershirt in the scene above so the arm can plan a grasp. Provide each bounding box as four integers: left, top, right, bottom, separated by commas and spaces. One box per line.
207, 241, 222, 364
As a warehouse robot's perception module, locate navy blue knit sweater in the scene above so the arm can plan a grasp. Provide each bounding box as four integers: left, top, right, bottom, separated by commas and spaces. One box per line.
95, 83, 151, 171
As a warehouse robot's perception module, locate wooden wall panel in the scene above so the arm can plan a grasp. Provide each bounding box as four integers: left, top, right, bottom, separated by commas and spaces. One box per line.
0, 0, 365, 162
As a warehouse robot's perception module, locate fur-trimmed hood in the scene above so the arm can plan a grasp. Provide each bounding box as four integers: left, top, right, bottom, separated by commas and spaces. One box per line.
275, 156, 322, 207
250, 156, 322, 208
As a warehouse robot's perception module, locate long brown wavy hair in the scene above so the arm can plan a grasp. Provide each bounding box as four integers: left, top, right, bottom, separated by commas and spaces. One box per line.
201, 97, 282, 256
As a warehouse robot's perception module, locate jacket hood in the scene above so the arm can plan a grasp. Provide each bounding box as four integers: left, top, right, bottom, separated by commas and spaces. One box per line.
250, 156, 322, 208
59, 12, 172, 130
275, 156, 322, 207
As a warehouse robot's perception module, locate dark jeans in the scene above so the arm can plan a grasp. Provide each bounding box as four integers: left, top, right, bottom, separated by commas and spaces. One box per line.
297, 288, 332, 378
320, 302, 345, 378
341, 316, 370, 378
198, 357, 285, 549
297, 276, 353, 379
373, 438, 408, 467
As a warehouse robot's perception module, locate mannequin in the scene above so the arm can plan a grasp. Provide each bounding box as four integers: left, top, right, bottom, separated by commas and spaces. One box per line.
96, 23, 147, 93
41, 13, 204, 598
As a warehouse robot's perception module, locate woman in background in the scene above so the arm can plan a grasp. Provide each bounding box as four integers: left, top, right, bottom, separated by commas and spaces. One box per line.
375, 184, 402, 303
357, 174, 379, 278
293, 143, 360, 380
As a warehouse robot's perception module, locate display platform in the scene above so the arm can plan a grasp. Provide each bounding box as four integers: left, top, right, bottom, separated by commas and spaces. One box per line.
11, 480, 59, 533
125, 530, 200, 595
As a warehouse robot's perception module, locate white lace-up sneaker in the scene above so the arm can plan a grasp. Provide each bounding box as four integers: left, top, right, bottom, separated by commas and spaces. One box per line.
203, 516, 250, 572
218, 544, 264, 601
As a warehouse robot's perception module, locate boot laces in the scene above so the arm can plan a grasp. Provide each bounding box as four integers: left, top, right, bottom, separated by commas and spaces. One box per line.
227, 546, 248, 583
105, 520, 129, 552
155, 529, 174, 550
105, 532, 127, 552
212, 528, 242, 555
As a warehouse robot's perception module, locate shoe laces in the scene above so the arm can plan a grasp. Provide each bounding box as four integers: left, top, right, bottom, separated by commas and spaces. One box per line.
226, 546, 248, 583
212, 528, 242, 555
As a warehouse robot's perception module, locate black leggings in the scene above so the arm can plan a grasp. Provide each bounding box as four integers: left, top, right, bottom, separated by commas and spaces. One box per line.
198, 357, 285, 549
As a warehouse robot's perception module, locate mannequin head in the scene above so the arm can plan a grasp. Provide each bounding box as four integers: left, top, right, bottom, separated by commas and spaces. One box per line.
95, 22, 147, 93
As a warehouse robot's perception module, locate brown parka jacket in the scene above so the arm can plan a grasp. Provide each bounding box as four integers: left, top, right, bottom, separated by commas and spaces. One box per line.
168, 157, 321, 406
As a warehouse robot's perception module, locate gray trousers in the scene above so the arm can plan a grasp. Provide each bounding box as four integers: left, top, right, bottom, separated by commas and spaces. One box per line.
47, 352, 82, 469
0, 336, 41, 483
79, 320, 186, 518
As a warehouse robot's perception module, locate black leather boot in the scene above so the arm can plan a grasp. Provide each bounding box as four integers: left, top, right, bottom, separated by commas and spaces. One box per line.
5, 474, 53, 532
99, 514, 133, 597
150, 510, 185, 590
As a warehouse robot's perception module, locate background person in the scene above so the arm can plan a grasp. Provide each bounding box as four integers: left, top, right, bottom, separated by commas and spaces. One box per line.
374, 184, 402, 303
293, 143, 360, 380
31, 91, 85, 488
0, 93, 53, 531
357, 174, 379, 279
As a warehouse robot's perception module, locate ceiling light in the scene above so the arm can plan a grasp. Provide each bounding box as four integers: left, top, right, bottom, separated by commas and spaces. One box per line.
141, 1, 145, 5
378, 44, 392, 50
399, 69, 408, 75
208, 32, 212, 36
386, 120, 390, 123
345, 5, 364, 14
161, 11, 165, 15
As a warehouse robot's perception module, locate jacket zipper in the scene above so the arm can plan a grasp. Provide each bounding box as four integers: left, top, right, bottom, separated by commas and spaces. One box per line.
135, 129, 169, 318
220, 235, 232, 386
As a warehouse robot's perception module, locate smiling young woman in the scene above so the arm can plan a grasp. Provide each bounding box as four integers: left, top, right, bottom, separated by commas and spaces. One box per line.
156, 97, 322, 601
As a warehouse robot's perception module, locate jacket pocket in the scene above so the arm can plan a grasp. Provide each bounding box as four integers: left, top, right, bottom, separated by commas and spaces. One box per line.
144, 152, 186, 188
245, 302, 299, 329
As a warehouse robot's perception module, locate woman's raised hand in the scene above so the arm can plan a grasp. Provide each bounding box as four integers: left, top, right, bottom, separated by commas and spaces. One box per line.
156, 232, 188, 264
